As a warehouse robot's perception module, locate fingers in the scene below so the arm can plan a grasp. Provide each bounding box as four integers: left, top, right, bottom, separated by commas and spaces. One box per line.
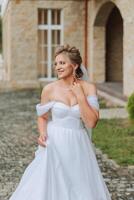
37, 134, 48, 147
40, 134, 46, 141
72, 81, 80, 87
37, 138, 45, 147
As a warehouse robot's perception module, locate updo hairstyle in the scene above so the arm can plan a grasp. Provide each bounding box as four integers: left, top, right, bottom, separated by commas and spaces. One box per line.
54, 44, 83, 79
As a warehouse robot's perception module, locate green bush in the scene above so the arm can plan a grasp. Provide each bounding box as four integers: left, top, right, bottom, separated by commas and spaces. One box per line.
126, 92, 134, 119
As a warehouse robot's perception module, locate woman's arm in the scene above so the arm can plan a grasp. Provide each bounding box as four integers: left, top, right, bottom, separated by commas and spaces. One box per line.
37, 113, 49, 136
37, 85, 51, 146
77, 83, 99, 128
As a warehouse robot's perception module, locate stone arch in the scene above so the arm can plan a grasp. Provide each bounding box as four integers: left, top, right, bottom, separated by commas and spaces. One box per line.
93, 1, 123, 84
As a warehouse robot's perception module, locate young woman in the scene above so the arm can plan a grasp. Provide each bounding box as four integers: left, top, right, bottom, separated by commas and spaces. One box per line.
9, 44, 111, 200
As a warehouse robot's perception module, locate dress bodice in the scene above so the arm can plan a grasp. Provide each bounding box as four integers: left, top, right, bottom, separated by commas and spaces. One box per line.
36, 95, 99, 129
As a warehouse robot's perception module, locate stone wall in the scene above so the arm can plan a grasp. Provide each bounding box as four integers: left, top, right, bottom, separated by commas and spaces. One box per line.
2, 0, 134, 96
2, 0, 12, 81
2, 0, 85, 91
88, 0, 134, 96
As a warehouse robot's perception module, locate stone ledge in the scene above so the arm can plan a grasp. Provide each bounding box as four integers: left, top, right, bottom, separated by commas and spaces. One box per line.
94, 144, 134, 176
0, 80, 41, 93
98, 89, 127, 107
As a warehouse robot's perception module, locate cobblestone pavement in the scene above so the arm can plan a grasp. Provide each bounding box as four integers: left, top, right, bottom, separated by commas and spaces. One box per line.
0, 89, 133, 200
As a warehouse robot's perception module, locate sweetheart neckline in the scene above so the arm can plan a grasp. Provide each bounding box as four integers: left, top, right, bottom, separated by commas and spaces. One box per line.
38, 95, 98, 109
53, 101, 79, 108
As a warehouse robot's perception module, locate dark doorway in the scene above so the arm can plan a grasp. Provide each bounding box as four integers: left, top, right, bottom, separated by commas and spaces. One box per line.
106, 7, 123, 82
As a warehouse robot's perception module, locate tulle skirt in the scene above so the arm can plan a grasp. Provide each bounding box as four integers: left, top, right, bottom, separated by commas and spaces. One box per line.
9, 122, 111, 200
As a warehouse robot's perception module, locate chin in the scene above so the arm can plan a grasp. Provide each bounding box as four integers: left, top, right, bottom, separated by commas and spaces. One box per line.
58, 74, 68, 79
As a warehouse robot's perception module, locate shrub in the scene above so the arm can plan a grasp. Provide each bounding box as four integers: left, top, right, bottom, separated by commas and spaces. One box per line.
126, 92, 134, 120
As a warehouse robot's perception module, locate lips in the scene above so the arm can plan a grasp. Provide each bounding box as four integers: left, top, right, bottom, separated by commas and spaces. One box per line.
58, 70, 64, 74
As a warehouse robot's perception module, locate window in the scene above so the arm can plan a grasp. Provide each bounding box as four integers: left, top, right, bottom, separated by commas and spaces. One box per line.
38, 9, 63, 80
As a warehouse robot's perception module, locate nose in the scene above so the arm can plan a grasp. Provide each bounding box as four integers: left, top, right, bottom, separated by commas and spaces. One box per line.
56, 65, 61, 69
54, 63, 62, 71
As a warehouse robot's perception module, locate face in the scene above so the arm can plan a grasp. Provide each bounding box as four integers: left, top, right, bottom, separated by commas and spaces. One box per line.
54, 53, 77, 79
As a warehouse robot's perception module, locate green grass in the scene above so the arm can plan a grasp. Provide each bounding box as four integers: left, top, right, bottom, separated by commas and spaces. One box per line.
98, 97, 124, 109
98, 97, 107, 108
92, 118, 134, 166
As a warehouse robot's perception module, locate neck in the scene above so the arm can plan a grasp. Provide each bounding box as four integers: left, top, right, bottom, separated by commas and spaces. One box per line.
59, 76, 75, 87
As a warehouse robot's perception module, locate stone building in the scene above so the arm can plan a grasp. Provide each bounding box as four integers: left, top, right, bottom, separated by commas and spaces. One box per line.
1, 0, 134, 97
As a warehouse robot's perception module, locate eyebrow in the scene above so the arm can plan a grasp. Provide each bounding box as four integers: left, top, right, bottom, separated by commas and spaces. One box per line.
54, 60, 66, 64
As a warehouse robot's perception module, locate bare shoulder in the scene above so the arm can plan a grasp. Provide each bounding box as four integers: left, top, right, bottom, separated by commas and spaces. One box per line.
42, 82, 53, 94
80, 80, 97, 96
41, 81, 56, 102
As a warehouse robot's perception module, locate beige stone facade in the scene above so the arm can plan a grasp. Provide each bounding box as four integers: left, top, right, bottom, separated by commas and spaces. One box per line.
1, 0, 134, 96
88, 0, 134, 97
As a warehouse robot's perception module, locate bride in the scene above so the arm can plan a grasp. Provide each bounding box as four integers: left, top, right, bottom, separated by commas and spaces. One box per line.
9, 44, 111, 200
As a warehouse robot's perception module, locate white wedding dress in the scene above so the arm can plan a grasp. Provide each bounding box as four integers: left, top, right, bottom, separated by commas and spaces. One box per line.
9, 95, 111, 200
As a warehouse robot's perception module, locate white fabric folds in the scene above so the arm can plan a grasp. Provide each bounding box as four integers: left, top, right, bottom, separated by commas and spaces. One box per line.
9, 94, 112, 200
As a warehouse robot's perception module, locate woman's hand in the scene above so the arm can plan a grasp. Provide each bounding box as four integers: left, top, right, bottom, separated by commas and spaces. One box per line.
37, 133, 48, 147
70, 80, 85, 99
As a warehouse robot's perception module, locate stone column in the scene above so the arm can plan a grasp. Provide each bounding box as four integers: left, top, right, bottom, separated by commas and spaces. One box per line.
123, 20, 134, 96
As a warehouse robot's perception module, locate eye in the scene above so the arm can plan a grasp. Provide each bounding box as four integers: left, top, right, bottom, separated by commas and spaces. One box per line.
54, 62, 57, 66
59, 61, 65, 65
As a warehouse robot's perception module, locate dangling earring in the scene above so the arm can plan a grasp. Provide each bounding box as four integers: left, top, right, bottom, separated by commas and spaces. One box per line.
73, 69, 75, 78
72, 68, 77, 82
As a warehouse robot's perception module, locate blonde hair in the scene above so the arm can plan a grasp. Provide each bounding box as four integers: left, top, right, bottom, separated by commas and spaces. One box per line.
54, 44, 83, 79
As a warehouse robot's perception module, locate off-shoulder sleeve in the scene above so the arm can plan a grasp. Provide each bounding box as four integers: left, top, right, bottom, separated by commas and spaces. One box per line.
36, 101, 55, 116
87, 95, 100, 110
